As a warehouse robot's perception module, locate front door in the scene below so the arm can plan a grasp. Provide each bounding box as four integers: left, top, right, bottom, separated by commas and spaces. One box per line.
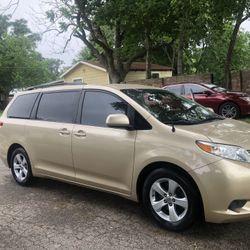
72, 90, 136, 195
184, 84, 217, 110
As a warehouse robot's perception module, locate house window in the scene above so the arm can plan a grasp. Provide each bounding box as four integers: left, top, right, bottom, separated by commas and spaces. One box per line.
151, 73, 160, 79
73, 78, 83, 84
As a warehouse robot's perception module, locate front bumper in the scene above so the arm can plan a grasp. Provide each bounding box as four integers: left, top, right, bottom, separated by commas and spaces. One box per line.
190, 159, 250, 223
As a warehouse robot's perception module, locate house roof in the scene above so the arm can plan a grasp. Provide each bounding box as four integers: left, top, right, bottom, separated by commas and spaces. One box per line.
61, 61, 172, 78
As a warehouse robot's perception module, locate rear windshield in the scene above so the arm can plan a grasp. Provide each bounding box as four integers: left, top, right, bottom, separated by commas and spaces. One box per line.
7, 93, 39, 119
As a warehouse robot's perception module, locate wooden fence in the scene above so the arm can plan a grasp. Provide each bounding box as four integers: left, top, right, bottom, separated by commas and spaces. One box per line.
126, 70, 250, 94
231, 70, 250, 93
124, 73, 213, 87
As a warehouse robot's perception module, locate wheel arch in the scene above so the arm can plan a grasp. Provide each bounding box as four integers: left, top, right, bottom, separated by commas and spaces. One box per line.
136, 161, 204, 217
7, 143, 26, 168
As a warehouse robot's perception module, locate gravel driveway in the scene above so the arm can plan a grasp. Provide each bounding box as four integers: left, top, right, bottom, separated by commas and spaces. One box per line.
0, 159, 250, 250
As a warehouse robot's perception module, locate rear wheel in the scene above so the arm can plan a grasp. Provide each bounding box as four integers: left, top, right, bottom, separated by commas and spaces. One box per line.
219, 102, 240, 119
10, 148, 34, 186
142, 168, 201, 231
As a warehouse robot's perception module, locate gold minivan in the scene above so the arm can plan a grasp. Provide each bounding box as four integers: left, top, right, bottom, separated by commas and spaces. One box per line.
0, 83, 250, 231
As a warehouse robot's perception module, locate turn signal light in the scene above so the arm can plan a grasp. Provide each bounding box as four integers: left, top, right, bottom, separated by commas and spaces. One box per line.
196, 141, 212, 153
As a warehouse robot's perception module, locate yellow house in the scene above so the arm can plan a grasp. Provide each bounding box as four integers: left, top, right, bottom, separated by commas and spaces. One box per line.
61, 61, 173, 85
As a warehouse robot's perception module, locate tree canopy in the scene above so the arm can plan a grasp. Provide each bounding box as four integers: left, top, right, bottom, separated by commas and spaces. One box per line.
1, 1, 250, 91
0, 15, 62, 97
46, 0, 250, 85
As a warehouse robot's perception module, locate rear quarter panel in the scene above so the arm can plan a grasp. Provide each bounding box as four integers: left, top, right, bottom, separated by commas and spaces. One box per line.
0, 118, 26, 166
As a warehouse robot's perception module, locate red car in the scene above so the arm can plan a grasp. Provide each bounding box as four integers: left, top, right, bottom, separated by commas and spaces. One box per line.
163, 83, 250, 119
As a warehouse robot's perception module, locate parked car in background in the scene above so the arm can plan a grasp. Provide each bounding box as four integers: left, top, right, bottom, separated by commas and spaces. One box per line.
1, 84, 250, 232
163, 83, 250, 119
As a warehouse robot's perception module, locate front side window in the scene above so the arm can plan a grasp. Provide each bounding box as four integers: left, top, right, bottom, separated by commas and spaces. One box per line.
36, 91, 81, 123
122, 89, 223, 125
81, 91, 127, 127
7, 93, 39, 119
184, 84, 207, 95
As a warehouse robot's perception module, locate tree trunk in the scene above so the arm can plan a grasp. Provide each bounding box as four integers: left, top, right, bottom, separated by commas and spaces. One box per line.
108, 69, 124, 83
177, 25, 184, 76
224, 1, 246, 89
0, 92, 9, 110
145, 31, 152, 79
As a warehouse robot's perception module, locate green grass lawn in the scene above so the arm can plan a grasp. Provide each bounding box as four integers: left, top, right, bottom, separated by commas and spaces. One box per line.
240, 118, 250, 123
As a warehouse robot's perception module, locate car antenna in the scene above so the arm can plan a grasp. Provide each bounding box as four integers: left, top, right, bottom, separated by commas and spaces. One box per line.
170, 115, 176, 133
171, 121, 176, 133
168, 104, 176, 133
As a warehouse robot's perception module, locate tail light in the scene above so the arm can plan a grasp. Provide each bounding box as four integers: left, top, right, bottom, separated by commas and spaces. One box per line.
0, 121, 3, 128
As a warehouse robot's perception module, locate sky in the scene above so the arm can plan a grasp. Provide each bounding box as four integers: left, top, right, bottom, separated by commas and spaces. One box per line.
0, 0, 82, 67
0, 0, 250, 67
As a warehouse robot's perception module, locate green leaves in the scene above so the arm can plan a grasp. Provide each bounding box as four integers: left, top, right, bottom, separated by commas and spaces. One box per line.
0, 15, 62, 95
44, 0, 250, 83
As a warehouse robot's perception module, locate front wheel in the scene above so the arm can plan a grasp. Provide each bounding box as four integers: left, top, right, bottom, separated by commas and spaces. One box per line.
142, 168, 201, 232
219, 102, 240, 119
10, 148, 34, 186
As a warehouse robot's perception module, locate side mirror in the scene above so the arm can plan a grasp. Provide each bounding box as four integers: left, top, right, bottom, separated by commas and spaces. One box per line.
106, 114, 130, 128
204, 90, 212, 96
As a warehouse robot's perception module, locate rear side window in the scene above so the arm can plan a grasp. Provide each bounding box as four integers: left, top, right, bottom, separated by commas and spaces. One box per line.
36, 91, 81, 123
166, 85, 183, 95
7, 93, 39, 119
82, 91, 127, 127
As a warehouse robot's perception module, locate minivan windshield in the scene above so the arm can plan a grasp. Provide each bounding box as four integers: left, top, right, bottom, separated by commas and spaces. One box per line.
122, 89, 223, 125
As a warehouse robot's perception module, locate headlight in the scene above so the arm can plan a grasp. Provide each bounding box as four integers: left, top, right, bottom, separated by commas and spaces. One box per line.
196, 141, 250, 163
240, 97, 250, 103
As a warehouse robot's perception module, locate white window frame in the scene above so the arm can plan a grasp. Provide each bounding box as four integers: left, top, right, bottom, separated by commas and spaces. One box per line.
151, 72, 160, 79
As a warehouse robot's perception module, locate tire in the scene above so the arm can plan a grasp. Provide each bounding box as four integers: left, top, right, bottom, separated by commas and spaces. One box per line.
142, 168, 201, 232
10, 148, 34, 186
219, 102, 240, 119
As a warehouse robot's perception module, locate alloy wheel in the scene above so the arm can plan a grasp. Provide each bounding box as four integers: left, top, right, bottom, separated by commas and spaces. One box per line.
13, 153, 29, 182
221, 104, 237, 118
149, 178, 188, 223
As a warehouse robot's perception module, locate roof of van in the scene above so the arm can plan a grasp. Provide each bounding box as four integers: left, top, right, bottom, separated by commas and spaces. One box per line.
19, 83, 160, 95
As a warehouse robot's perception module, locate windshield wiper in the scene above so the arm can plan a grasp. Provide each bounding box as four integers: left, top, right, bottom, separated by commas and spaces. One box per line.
163, 116, 224, 125
163, 120, 199, 125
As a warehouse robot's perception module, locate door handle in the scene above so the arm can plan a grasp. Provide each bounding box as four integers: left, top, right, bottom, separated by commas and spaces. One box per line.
59, 128, 70, 136
74, 130, 86, 138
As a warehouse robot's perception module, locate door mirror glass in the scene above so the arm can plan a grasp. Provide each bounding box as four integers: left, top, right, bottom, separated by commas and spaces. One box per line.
106, 114, 130, 128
